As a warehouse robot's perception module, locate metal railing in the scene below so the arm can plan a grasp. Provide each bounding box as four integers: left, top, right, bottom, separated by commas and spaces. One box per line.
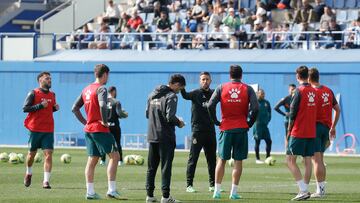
0, 30, 359, 60
33, 0, 72, 32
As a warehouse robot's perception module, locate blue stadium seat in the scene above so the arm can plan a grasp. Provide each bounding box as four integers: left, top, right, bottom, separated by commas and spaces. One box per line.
334, 0, 345, 8
357, 0, 360, 8
249, 0, 256, 10
324, 0, 333, 7
240, 0, 249, 8
345, 0, 356, 8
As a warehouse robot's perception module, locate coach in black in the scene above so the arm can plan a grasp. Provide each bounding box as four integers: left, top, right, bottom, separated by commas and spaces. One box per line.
145, 74, 186, 203
181, 72, 217, 193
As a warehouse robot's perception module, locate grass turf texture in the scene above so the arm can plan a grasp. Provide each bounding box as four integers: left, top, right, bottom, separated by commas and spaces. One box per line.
0, 148, 359, 203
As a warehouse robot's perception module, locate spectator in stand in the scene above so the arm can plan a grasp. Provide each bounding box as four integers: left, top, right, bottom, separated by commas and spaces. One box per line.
157, 11, 172, 33
103, 0, 120, 25
127, 8, 144, 31
208, 4, 224, 31
192, 26, 205, 49
89, 25, 118, 49
182, 9, 198, 32
120, 25, 135, 49
319, 6, 335, 32
345, 18, 360, 49
277, 0, 291, 9
238, 8, 253, 25
293, 0, 315, 24
255, 1, 268, 22
209, 23, 228, 48
313, 0, 326, 22
70, 24, 94, 49
222, 8, 241, 39
263, 20, 274, 49
278, 23, 293, 49
248, 19, 265, 49
167, 21, 184, 49
294, 21, 315, 48
153, 1, 169, 23
116, 12, 131, 33
136, 24, 155, 49
168, 0, 182, 12
136, 0, 152, 12
191, 0, 206, 24
177, 25, 193, 49
319, 19, 341, 49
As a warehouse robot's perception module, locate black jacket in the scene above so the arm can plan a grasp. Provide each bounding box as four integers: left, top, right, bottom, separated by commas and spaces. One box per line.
146, 85, 181, 143
181, 88, 215, 133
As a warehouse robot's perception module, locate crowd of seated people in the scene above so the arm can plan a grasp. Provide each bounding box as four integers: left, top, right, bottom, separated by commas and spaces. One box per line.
67, 0, 360, 50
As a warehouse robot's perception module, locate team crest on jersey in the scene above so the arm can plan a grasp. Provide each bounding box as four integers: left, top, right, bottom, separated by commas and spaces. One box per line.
227, 88, 241, 102
307, 92, 316, 106
229, 88, 240, 99
85, 90, 92, 100
322, 92, 329, 103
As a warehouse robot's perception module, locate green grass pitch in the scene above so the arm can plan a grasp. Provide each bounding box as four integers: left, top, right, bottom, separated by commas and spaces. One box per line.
0, 148, 359, 203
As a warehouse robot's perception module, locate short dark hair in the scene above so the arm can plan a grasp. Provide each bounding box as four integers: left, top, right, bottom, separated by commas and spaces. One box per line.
309, 67, 320, 82
230, 65, 242, 79
289, 83, 296, 88
296, 66, 309, 80
94, 64, 110, 78
169, 74, 186, 86
108, 86, 116, 93
200, 71, 211, 77
37, 71, 50, 81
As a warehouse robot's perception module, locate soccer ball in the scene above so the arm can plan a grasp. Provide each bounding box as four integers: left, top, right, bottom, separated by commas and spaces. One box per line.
265, 156, 276, 166
60, 154, 71, 164
0, 152, 9, 162
124, 155, 136, 165
9, 153, 20, 164
134, 155, 145, 165
17, 153, 25, 163
34, 152, 42, 163
228, 158, 234, 167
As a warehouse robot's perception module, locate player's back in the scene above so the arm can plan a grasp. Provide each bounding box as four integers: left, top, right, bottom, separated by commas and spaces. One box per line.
291, 83, 317, 138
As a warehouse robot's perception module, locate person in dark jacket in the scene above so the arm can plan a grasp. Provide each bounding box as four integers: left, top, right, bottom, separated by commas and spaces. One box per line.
253, 89, 272, 164
100, 86, 128, 166
274, 84, 296, 148
145, 74, 186, 203
181, 72, 216, 193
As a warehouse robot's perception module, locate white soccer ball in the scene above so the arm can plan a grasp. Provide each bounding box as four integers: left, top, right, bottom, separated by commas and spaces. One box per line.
265, 156, 276, 166
228, 158, 234, 167
17, 153, 25, 163
9, 153, 20, 164
134, 155, 145, 165
0, 152, 9, 162
60, 154, 71, 164
124, 155, 136, 165
34, 152, 42, 163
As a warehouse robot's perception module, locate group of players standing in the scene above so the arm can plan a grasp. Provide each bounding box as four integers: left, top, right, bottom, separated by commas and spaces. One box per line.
21, 64, 340, 202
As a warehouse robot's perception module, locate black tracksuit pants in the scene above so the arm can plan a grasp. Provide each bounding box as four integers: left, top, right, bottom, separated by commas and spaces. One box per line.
101, 125, 123, 162
146, 141, 175, 198
254, 137, 272, 160
186, 131, 216, 187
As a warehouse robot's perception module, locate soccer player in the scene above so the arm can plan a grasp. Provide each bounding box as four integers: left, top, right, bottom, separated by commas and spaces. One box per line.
274, 84, 296, 139
181, 72, 217, 193
253, 89, 272, 164
72, 64, 123, 200
308, 67, 340, 198
145, 74, 186, 203
23, 71, 59, 189
286, 66, 317, 201
207, 65, 258, 200
100, 86, 128, 166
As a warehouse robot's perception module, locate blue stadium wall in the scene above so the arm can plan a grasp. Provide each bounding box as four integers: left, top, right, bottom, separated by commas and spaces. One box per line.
0, 61, 359, 153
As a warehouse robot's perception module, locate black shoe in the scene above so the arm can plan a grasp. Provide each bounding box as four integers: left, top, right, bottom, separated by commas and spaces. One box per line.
24, 174, 32, 187
43, 181, 51, 189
